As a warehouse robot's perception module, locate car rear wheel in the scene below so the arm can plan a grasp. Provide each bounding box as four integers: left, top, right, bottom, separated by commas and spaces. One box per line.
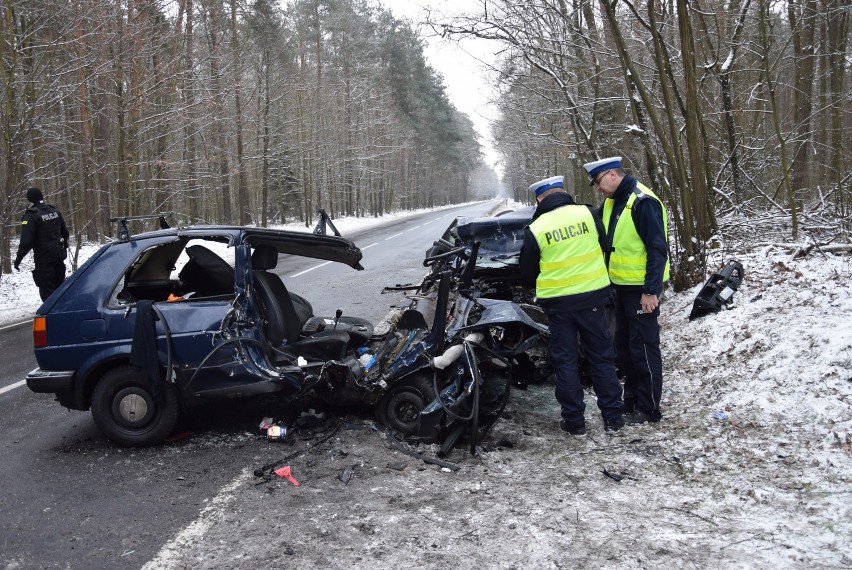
91, 366, 179, 447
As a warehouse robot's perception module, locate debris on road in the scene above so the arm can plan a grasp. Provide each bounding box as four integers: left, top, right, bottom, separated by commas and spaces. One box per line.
267, 424, 288, 442
274, 465, 300, 486
338, 465, 356, 484
602, 468, 624, 482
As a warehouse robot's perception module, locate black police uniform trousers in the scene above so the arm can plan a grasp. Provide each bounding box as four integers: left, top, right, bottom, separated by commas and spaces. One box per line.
613, 287, 663, 419
33, 260, 66, 301
545, 304, 624, 427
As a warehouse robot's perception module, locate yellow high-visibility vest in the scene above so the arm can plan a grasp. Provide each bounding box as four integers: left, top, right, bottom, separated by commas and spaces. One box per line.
601, 182, 670, 285
529, 204, 610, 298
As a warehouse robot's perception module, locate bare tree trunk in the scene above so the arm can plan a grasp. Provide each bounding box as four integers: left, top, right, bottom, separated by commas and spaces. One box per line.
261, 45, 270, 227
343, 11, 354, 217
313, 2, 322, 216
207, 0, 232, 224
0, 0, 26, 273
787, 0, 818, 213
758, 0, 798, 237
152, 25, 168, 213
180, 0, 200, 223
230, 0, 249, 225
695, 0, 752, 205
111, 10, 129, 219
677, 0, 713, 270
825, 0, 850, 217
298, 36, 311, 227
73, 0, 98, 241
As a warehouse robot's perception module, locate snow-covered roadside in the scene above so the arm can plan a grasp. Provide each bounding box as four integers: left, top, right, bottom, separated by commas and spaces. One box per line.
651, 244, 852, 564
3, 201, 850, 565
144, 237, 852, 569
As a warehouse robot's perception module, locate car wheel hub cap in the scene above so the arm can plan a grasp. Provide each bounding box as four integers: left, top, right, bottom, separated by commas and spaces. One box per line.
118, 393, 149, 425
396, 402, 418, 423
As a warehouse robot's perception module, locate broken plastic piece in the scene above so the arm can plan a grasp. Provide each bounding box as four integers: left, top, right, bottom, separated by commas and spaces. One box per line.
358, 352, 377, 370
274, 465, 300, 485
259, 417, 274, 430
338, 465, 355, 484
689, 260, 745, 320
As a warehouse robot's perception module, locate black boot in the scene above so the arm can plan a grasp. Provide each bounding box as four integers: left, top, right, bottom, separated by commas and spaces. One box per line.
624, 410, 660, 425
560, 419, 586, 435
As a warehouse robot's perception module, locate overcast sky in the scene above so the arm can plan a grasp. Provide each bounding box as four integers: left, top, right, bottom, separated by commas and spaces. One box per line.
377, 0, 502, 176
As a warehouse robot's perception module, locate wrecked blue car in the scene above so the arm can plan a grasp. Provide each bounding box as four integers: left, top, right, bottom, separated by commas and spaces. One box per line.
26, 210, 552, 453
26, 216, 383, 446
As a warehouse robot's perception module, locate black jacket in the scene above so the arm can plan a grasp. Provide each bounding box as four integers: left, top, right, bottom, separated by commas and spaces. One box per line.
16, 202, 69, 266
519, 191, 610, 312
598, 175, 668, 296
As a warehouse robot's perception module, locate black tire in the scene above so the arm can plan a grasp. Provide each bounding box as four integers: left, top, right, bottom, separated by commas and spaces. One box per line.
91, 366, 179, 447
376, 374, 436, 436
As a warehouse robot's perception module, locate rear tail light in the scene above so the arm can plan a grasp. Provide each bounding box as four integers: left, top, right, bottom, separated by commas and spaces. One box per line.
33, 316, 48, 347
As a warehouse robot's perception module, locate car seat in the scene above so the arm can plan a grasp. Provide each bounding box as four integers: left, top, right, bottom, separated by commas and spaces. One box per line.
178, 245, 235, 297
250, 244, 373, 357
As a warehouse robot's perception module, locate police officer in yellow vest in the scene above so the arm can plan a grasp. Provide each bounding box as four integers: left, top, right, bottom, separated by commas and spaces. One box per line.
583, 157, 669, 425
519, 175, 624, 435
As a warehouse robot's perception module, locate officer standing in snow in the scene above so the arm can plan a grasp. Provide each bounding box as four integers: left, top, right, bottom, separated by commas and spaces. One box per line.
14, 187, 70, 301
584, 157, 669, 424
519, 175, 624, 435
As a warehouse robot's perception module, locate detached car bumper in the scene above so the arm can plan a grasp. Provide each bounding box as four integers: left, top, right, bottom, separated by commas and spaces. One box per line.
26, 368, 75, 393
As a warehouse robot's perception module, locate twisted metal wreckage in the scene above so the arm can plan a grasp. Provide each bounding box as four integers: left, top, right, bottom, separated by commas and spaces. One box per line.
27, 208, 551, 457
28, 206, 743, 456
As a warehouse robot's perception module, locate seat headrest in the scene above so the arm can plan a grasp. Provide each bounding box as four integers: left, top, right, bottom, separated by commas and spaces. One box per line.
251, 244, 279, 270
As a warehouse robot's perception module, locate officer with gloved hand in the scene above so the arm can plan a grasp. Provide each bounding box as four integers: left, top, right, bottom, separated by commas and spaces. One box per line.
14, 187, 70, 301
584, 157, 669, 425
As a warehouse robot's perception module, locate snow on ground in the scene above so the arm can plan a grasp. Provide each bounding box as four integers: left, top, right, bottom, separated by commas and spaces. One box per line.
653, 241, 852, 565
150, 225, 852, 568
4, 204, 851, 566
151, 214, 851, 568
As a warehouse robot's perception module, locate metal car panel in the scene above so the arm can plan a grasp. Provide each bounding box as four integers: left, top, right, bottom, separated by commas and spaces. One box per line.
242, 228, 364, 270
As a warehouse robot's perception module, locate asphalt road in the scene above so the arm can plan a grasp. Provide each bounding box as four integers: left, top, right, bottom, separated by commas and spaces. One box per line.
0, 201, 501, 569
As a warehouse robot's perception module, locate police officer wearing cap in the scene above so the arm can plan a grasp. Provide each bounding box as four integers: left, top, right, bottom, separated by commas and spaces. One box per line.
519, 175, 624, 435
14, 187, 70, 301
583, 157, 669, 424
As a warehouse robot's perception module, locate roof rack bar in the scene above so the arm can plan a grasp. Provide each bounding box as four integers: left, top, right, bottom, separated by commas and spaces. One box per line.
110, 212, 173, 242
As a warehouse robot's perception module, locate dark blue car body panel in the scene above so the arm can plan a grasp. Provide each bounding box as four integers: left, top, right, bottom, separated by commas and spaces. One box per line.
28, 225, 364, 412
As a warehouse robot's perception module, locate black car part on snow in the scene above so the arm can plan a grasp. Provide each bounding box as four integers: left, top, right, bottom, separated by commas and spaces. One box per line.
689, 260, 745, 320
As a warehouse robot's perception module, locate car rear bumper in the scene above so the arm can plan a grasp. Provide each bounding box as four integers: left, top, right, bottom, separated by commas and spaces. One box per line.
26, 368, 75, 393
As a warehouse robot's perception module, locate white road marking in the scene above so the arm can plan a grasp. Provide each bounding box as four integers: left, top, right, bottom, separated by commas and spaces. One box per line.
0, 320, 30, 332
141, 471, 250, 570
0, 380, 26, 395
290, 260, 332, 278
361, 242, 379, 250
384, 233, 403, 241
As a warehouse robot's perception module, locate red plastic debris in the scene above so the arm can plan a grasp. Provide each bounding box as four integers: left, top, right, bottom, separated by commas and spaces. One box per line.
274, 465, 300, 486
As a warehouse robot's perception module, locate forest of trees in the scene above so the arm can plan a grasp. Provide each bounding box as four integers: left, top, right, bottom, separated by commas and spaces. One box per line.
442, 0, 850, 289
2, 0, 850, 288
0, 0, 485, 273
